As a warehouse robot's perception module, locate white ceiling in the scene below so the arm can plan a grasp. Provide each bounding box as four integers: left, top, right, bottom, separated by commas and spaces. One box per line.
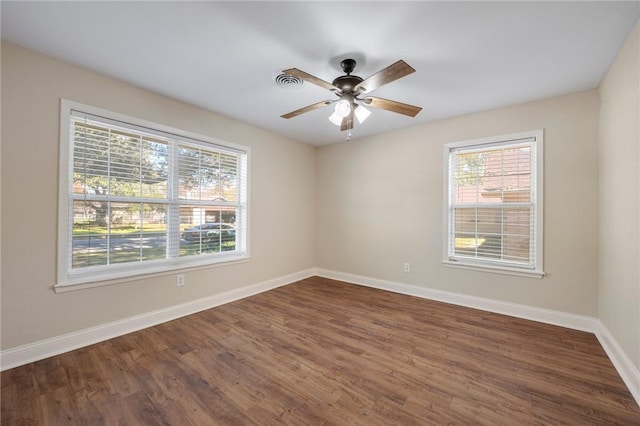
2, 1, 639, 145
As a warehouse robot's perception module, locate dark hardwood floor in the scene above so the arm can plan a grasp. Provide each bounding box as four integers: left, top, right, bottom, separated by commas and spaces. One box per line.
2, 276, 639, 425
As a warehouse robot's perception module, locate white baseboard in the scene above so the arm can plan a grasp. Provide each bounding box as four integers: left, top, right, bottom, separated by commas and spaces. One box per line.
595, 321, 640, 405
315, 268, 640, 407
0, 269, 315, 371
315, 268, 598, 331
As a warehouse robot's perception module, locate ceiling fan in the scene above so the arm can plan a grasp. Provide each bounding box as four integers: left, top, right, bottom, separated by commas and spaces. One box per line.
280, 58, 422, 132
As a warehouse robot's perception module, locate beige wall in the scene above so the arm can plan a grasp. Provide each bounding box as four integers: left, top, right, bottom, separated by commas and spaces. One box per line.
317, 90, 600, 315
598, 21, 640, 371
0, 42, 317, 350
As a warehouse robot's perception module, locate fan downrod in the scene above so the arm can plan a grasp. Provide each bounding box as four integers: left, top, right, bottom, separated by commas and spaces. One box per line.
340, 58, 357, 75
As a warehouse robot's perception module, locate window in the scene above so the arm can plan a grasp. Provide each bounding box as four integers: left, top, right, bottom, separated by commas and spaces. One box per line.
443, 130, 543, 278
57, 100, 249, 289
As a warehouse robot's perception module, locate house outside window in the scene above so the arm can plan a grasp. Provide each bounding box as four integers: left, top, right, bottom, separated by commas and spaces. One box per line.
57, 100, 249, 290
443, 130, 544, 278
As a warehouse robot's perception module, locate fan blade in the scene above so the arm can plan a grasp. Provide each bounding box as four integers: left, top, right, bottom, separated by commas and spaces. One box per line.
363, 96, 422, 117
340, 111, 354, 132
283, 68, 339, 92
281, 100, 333, 119
354, 60, 415, 94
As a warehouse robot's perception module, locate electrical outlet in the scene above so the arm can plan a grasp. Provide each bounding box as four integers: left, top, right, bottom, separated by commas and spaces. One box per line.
176, 274, 185, 287
403, 262, 411, 273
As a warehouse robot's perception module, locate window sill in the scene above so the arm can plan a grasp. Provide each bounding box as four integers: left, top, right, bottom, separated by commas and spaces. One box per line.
442, 260, 545, 279
54, 254, 250, 293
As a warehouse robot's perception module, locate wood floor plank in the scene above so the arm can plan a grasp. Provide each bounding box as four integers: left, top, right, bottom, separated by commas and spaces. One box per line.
2, 276, 639, 425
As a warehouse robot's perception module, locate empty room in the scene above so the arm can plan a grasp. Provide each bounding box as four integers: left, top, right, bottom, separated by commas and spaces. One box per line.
1, 1, 639, 424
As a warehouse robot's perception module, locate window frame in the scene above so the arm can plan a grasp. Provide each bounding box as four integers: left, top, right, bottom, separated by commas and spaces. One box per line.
57, 99, 250, 291
442, 130, 544, 278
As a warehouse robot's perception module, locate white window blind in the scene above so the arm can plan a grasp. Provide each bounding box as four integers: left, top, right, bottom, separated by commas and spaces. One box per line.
444, 131, 543, 277
58, 101, 249, 289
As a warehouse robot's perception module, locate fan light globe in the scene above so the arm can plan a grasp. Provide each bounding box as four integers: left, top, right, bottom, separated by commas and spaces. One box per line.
328, 111, 343, 126
334, 99, 351, 118
354, 105, 371, 123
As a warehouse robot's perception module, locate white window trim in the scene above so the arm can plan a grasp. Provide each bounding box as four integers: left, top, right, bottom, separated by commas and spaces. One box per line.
442, 130, 544, 279
56, 99, 251, 292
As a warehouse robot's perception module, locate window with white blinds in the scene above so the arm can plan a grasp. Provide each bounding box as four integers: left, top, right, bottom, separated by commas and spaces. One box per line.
443, 130, 544, 278
57, 100, 249, 289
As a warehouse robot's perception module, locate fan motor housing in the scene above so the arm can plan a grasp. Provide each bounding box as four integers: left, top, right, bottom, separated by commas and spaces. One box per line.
332, 75, 363, 93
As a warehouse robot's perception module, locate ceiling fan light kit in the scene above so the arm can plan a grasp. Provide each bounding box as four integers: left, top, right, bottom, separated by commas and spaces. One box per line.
280, 58, 422, 135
